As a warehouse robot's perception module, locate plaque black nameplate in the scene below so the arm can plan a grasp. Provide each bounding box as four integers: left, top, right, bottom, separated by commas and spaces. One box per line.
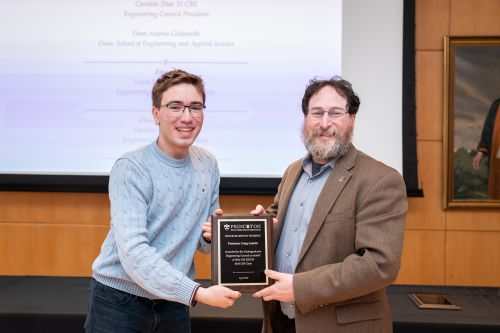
211, 214, 273, 293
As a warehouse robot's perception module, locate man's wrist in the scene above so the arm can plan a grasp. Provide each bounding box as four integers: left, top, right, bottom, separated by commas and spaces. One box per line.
190, 284, 201, 307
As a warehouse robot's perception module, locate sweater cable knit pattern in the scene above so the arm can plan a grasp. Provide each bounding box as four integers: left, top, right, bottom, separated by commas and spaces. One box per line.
92, 141, 219, 305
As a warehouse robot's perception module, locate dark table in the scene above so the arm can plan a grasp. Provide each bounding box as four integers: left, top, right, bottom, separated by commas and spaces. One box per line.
1, 276, 499, 333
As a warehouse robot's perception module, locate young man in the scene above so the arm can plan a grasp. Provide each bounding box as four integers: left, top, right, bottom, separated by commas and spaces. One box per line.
85, 70, 240, 333
252, 76, 407, 332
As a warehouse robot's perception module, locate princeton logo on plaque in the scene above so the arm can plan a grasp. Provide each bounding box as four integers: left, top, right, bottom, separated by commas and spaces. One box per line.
211, 214, 274, 292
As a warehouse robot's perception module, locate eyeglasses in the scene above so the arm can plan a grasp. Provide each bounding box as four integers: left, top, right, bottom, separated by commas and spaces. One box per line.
308, 108, 348, 120
160, 102, 206, 116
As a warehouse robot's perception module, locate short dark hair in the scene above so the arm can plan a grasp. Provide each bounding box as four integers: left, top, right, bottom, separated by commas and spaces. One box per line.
301, 76, 360, 116
152, 69, 205, 108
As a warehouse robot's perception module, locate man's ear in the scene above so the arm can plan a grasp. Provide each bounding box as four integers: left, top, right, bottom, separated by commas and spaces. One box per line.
152, 106, 160, 125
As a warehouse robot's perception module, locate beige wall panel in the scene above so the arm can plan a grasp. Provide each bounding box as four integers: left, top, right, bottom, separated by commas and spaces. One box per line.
416, 0, 450, 50
450, 0, 500, 35
416, 51, 444, 141
406, 141, 445, 230
220, 194, 274, 214
0, 192, 109, 225
0, 223, 108, 276
446, 231, 500, 286
396, 230, 445, 285
447, 209, 500, 231
194, 253, 211, 280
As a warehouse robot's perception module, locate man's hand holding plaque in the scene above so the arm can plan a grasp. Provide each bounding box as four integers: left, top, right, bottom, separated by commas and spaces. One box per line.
194, 209, 241, 308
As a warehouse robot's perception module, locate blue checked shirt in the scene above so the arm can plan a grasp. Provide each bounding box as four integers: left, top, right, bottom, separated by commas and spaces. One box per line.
275, 154, 337, 318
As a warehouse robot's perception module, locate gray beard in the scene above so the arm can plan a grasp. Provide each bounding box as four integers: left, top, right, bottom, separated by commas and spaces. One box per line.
302, 125, 353, 161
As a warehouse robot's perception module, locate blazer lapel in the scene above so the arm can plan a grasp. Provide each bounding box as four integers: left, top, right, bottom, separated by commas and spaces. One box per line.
296, 145, 357, 267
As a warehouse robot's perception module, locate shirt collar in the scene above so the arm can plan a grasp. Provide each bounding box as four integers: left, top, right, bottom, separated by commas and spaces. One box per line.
302, 153, 338, 176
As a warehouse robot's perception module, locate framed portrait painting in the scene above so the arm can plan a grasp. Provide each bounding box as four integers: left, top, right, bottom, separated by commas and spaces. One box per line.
444, 36, 500, 208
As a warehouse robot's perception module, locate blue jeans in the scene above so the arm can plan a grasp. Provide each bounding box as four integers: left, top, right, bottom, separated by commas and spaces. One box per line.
84, 279, 190, 333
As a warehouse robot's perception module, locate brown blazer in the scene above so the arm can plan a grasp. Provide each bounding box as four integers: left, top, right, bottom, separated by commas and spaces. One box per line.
262, 145, 407, 333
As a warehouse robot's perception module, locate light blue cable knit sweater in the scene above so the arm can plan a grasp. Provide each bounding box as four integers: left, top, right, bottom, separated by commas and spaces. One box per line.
92, 141, 219, 305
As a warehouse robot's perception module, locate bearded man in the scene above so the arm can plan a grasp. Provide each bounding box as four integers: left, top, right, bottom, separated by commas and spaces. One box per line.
252, 76, 407, 333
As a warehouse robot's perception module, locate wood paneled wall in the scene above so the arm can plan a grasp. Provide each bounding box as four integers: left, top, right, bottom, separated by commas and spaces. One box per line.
1, 0, 499, 286
396, 0, 500, 286
0, 192, 273, 279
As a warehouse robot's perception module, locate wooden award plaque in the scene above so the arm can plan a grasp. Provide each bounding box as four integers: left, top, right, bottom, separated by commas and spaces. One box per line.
211, 214, 274, 293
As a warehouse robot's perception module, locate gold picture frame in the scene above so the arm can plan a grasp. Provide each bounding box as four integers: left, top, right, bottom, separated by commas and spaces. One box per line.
444, 36, 500, 208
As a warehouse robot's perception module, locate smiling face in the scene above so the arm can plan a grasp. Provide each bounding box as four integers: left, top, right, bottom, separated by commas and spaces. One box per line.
302, 85, 355, 164
152, 83, 204, 159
